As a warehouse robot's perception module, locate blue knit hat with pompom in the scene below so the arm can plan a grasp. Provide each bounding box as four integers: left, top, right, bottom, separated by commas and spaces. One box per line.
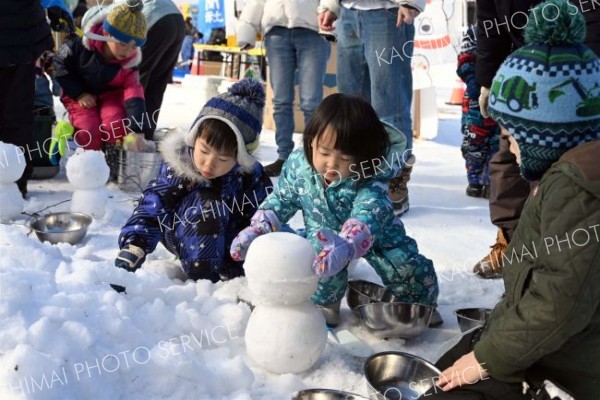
185, 78, 265, 170
488, 0, 600, 181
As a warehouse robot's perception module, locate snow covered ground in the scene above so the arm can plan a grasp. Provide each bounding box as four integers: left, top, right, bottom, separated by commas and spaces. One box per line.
0, 74, 504, 400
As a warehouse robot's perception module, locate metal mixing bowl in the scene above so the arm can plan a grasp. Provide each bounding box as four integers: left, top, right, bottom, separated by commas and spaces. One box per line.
30, 212, 92, 245
364, 351, 441, 400
346, 280, 400, 313
356, 302, 433, 339
292, 388, 370, 400
454, 308, 492, 333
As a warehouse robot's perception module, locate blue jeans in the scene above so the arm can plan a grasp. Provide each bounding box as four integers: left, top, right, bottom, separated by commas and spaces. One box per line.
337, 7, 415, 152
265, 27, 330, 160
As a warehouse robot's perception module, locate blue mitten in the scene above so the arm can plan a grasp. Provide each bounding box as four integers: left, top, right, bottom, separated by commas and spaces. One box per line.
312, 218, 374, 277
230, 209, 282, 261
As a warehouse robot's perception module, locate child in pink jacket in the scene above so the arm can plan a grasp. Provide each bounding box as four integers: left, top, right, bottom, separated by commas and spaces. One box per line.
54, 1, 150, 163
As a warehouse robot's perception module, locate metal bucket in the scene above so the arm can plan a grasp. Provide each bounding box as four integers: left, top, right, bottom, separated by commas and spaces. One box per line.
117, 149, 163, 192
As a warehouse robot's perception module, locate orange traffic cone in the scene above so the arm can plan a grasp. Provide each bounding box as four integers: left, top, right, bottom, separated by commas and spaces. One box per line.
446, 78, 466, 105
191, 52, 203, 75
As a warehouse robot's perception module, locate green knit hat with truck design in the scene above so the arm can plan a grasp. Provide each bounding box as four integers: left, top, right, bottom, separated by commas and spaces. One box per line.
487, 0, 600, 181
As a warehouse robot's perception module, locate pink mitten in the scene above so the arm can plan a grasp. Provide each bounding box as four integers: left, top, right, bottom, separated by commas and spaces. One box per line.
230, 209, 282, 261
312, 218, 373, 277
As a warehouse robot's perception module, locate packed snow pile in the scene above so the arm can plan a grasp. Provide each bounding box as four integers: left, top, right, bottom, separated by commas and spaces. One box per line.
0, 84, 504, 400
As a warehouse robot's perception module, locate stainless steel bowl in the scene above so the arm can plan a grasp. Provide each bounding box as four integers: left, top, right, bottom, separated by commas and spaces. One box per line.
356, 302, 433, 339
454, 308, 492, 333
292, 388, 370, 400
364, 351, 441, 400
346, 280, 400, 312
30, 212, 92, 245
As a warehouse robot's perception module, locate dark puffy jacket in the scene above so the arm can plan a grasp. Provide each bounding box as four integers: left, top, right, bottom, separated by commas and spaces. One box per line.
0, 0, 53, 67
474, 140, 600, 399
119, 131, 273, 282
476, 0, 600, 87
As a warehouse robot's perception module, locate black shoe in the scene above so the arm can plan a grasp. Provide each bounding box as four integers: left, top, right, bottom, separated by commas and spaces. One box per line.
466, 183, 484, 198
264, 159, 285, 177
482, 185, 490, 199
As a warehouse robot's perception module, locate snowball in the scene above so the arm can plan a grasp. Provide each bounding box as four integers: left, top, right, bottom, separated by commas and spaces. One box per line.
245, 302, 327, 374
244, 232, 317, 305
0, 141, 26, 183
66, 149, 109, 189
0, 183, 24, 221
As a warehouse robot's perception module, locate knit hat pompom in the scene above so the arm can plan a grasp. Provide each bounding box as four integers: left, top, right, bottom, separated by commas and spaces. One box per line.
228, 79, 266, 108
525, 0, 586, 46
124, 0, 144, 13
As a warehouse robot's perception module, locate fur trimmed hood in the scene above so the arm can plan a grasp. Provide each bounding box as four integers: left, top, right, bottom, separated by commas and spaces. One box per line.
159, 129, 211, 186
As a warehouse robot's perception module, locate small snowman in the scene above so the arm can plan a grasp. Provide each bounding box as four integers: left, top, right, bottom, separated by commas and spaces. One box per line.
0, 142, 27, 221
244, 232, 327, 374
66, 149, 110, 219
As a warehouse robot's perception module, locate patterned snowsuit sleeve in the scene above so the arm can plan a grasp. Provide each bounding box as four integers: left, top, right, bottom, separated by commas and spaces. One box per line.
236, 163, 274, 229
118, 163, 190, 253
457, 27, 480, 100
258, 153, 303, 223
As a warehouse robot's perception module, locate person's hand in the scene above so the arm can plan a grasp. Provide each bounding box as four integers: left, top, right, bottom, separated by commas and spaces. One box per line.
312, 218, 373, 277
47, 6, 75, 33
115, 245, 146, 272
479, 86, 491, 118
230, 210, 282, 261
318, 10, 337, 31
397, 5, 420, 27
77, 93, 97, 109
436, 351, 489, 391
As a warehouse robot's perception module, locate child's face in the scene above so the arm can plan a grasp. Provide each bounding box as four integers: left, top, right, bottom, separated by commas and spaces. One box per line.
104, 36, 136, 60
192, 136, 236, 179
311, 127, 355, 183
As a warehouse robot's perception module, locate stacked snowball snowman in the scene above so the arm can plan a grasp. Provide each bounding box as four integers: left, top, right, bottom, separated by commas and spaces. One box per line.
244, 232, 327, 374
0, 142, 26, 221
66, 149, 110, 219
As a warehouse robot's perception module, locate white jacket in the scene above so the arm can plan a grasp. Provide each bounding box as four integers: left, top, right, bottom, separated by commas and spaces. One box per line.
236, 0, 426, 47
236, 0, 340, 47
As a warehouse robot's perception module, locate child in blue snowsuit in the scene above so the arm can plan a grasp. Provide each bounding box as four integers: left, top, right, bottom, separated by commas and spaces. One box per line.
230, 93, 439, 326
113, 79, 272, 290
457, 26, 499, 198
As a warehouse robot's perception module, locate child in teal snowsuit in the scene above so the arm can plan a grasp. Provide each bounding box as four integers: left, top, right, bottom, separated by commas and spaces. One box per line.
231, 94, 439, 325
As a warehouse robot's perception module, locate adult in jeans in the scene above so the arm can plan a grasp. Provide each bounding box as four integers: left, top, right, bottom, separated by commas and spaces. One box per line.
319, 0, 423, 214
113, 0, 185, 140
237, 0, 337, 177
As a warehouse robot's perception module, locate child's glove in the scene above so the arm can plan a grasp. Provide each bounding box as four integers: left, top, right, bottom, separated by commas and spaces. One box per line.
49, 120, 74, 166
111, 245, 145, 293
312, 218, 373, 277
230, 210, 282, 261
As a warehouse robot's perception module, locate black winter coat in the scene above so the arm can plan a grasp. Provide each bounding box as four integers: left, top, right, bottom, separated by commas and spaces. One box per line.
475, 0, 600, 87
0, 0, 53, 67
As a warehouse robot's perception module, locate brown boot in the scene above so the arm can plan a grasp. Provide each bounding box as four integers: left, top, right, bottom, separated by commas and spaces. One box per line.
389, 154, 416, 215
473, 229, 508, 278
